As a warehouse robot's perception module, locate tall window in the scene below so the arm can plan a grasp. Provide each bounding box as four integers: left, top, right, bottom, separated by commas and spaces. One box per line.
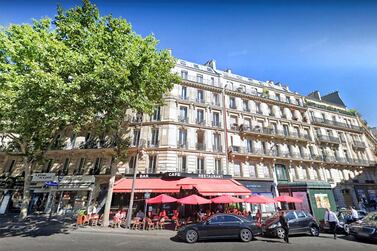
181, 70, 188, 80
148, 155, 157, 173
151, 107, 161, 121
214, 158, 222, 175
6, 160, 16, 174
92, 158, 102, 175
196, 74, 203, 83
180, 86, 187, 99
283, 125, 289, 136
229, 97, 236, 109
197, 90, 204, 103
178, 156, 187, 172
275, 164, 288, 181
179, 129, 187, 146
197, 158, 205, 174
243, 100, 249, 112
76, 158, 86, 175
246, 139, 253, 152
62, 158, 70, 175
212, 112, 220, 127
233, 162, 241, 177
150, 128, 159, 146
133, 129, 141, 146
45, 159, 54, 173
210, 77, 215, 85
275, 93, 281, 101
213, 133, 221, 151
197, 109, 205, 124
249, 164, 256, 178
179, 106, 188, 122
213, 93, 220, 106
129, 156, 137, 173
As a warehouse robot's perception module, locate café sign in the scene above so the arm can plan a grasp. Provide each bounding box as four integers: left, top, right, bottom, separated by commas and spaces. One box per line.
32, 173, 56, 182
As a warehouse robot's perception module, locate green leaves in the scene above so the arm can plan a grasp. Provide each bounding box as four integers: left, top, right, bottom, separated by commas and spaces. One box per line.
0, 0, 180, 161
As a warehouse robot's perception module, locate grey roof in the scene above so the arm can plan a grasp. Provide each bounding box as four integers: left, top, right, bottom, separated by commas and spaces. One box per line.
321, 91, 346, 108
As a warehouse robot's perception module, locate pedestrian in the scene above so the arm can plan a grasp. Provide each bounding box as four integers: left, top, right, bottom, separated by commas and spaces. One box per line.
324, 208, 339, 239
349, 206, 359, 222
279, 211, 289, 243
256, 209, 262, 226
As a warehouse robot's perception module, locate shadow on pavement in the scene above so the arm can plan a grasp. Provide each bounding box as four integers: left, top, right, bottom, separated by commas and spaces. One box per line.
0, 215, 77, 238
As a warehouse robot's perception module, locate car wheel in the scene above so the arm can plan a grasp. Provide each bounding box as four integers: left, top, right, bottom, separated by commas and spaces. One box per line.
343, 224, 350, 235
276, 227, 285, 239
240, 228, 253, 242
185, 229, 198, 243
310, 226, 319, 236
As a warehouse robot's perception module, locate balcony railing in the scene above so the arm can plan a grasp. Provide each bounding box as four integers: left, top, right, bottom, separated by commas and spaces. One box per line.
179, 95, 189, 100
148, 140, 160, 148
177, 141, 188, 149
196, 98, 206, 104
178, 116, 189, 123
212, 121, 222, 128
196, 143, 206, 151
181, 74, 221, 87
312, 117, 362, 131
316, 134, 340, 144
240, 126, 311, 141
196, 119, 206, 126
212, 145, 223, 152
352, 141, 367, 149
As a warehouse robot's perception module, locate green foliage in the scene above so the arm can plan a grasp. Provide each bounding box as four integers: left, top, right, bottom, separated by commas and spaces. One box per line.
0, 0, 180, 162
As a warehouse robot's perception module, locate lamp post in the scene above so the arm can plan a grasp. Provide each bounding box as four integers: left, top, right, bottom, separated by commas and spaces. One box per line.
126, 130, 146, 229
222, 83, 229, 175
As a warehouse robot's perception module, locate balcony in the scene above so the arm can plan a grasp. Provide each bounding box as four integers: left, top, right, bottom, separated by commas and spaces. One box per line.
212, 145, 223, 152
196, 119, 206, 126
196, 98, 206, 104
178, 116, 189, 123
352, 141, 367, 150
316, 134, 340, 144
179, 95, 189, 101
311, 117, 362, 132
243, 107, 251, 112
196, 143, 206, 151
181, 74, 221, 87
212, 121, 222, 128
240, 126, 311, 142
148, 140, 160, 148
212, 101, 221, 106
177, 141, 188, 149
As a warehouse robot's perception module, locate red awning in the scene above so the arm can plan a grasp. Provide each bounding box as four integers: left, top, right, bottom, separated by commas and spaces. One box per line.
113, 177, 251, 196
113, 178, 181, 193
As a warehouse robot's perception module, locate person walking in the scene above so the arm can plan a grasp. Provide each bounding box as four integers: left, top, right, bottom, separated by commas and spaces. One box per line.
350, 206, 359, 222
324, 208, 339, 239
279, 211, 289, 244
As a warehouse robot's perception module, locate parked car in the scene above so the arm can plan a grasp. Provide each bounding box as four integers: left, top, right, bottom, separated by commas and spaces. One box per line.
349, 212, 377, 242
320, 209, 368, 235
177, 213, 262, 243
262, 210, 319, 238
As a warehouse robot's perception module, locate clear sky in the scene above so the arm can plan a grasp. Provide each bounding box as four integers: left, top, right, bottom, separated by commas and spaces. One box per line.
1, 0, 376, 126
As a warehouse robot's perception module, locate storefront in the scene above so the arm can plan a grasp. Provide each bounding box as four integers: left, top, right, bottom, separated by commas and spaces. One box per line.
0, 176, 24, 214
354, 184, 377, 209
237, 180, 275, 215
278, 181, 336, 221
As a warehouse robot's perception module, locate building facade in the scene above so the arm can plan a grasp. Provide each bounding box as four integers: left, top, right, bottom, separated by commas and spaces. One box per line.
1, 58, 376, 219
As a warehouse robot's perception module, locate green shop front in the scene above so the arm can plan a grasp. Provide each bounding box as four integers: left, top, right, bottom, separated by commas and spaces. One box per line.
278, 181, 336, 221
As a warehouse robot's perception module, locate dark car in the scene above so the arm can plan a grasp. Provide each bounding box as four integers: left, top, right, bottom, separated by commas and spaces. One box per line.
349, 212, 377, 242
177, 213, 262, 243
321, 209, 367, 235
262, 210, 319, 238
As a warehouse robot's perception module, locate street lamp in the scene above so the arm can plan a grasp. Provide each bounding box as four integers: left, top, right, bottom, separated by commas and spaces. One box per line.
126, 133, 146, 229
222, 83, 229, 175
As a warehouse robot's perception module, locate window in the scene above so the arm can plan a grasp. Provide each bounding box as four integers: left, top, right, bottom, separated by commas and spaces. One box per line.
76, 158, 86, 175
179, 106, 188, 122
213, 133, 221, 151
151, 107, 161, 121
197, 158, 205, 174
61, 158, 69, 175
181, 70, 188, 79
223, 215, 241, 222
69, 134, 77, 149
197, 90, 205, 103
210, 215, 224, 223
339, 132, 346, 143
249, 164, 256, 178
275, 164, 288, 181
197, 109, 205, 124
129, 156, 137, 173
212, 112, 220, 127
210, 77, 215, 85
148, 155, 157, 173
92, 158, 102, 175
180, 86, 187, 99
296, 211, 306, 219
233, 162, 241, 177
196, 74, 203, 83
45, 159, 54, 173
246, 140, 253, 152
150, 128, 159, 146
179, 129, 187, 145
243, 100, 249, 112
285, 212, 296, 221
229, 97, 236, 109
133, 129, 141, 146
283, 125, 289, 136
6, 160, 16, 174
275, 93, 281, 101
178, 156, 187, 172
214, 158, 222, 175
212, 93, 220, 106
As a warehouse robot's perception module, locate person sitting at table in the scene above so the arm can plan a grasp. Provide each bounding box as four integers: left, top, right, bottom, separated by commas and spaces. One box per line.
172, 210, 179, 221
159, 209, 168, 219
136, 209, 145, 220
113, 210, 122, 228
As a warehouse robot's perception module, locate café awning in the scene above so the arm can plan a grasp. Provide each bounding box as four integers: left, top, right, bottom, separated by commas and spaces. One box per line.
113, 177, 251, 196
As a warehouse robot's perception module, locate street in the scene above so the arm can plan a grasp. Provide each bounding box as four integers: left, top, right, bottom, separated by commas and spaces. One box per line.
0, 226, 376, 251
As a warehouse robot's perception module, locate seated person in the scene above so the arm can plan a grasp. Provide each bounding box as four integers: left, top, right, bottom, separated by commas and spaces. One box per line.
136, 209, 145, 220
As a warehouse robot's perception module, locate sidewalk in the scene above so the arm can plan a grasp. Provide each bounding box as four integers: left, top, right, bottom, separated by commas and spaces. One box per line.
75, 226, 176, 237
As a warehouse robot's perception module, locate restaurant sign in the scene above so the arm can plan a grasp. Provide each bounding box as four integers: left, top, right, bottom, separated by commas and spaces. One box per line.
128, 172, 232, 179
32, 173, 56, 182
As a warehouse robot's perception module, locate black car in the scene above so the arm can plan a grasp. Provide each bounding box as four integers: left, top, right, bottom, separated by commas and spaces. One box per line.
349, 212, 377, 241
321, 209, 368, 235
262, 210, 319, 238
177, 213, 262, 243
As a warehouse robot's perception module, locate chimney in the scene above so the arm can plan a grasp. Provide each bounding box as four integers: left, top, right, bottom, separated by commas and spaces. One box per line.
204, 59, 217, 70
167, 48, 172, 56
226, 69, 232, 74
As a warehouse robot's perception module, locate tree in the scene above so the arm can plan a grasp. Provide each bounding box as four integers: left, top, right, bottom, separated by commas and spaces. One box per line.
0, 0, 179, 221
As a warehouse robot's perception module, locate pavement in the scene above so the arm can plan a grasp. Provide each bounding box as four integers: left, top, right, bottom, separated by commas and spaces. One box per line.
0, 216, 376, 251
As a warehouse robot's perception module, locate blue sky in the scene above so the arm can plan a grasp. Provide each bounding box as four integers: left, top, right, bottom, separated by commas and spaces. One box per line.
1, 0, 376, 126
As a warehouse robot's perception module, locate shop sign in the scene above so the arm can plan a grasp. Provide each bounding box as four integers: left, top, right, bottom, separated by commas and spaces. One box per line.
144, 192, 151, 199
59, 175, 95, 184
32, 173, 56, 182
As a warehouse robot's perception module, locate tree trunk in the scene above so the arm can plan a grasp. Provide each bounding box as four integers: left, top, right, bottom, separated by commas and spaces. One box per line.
102, 158, 116, 227
19, 158, 33, 220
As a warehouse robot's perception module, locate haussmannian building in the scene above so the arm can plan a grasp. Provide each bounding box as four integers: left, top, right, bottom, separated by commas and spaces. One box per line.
1, 57, 376, 220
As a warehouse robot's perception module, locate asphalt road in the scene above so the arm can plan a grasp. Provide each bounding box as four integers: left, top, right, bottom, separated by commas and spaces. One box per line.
0, 227, 376, 251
